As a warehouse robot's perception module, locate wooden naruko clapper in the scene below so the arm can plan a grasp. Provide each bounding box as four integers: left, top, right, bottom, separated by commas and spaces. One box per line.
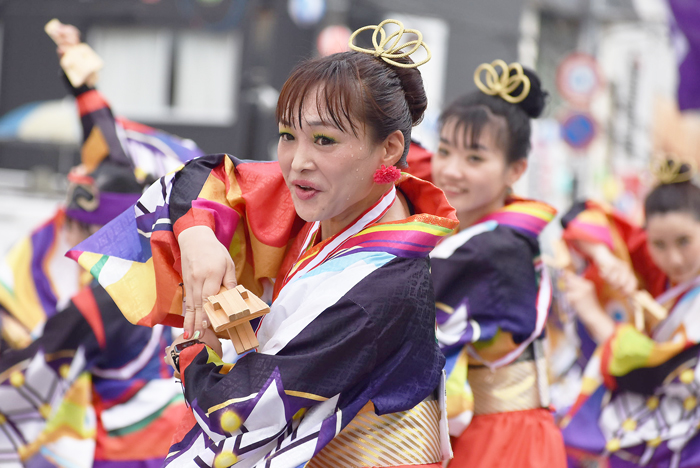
203, 285, 270, 354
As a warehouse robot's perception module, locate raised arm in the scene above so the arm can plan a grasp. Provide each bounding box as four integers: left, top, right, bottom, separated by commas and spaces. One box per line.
71, 156, 300, 329
561, 200, 666, 296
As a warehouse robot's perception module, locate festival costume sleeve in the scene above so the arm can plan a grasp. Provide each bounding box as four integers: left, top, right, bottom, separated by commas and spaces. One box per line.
64, 74, 204, 174
561, 200, 667, 296
562, 282, 700, 464
432, 226, 543, 436
167, 256, 445, 467
433, 226, 542, 357
0, 282, 182, 466
69, 155, 302, 327
64, 74, 134, 171
597, 324, 694, 393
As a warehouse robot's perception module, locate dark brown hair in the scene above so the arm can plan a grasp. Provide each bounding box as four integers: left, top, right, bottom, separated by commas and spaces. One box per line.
439, 67, 547, 164
276, 51, 427, 165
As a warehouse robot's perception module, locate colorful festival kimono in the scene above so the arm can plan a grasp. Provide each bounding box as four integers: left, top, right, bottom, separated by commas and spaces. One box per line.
560, 202, 700, 467
431, 197, 567, 468
0, 78, 203, 350
0, 78, 201, 467
0, 210, 86, 350
69, 154, 459, 468
561, 201, 668, 360
0, 282, 186, 468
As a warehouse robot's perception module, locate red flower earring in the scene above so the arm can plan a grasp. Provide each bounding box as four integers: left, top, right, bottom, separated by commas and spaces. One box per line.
373, 165, 401, 184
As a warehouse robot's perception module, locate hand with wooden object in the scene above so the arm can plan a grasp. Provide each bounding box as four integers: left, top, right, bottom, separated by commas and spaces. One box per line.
178, 226, 238, 340
45, 19, 103, 87
204, 285, 270, 354
550, 239, 668, 334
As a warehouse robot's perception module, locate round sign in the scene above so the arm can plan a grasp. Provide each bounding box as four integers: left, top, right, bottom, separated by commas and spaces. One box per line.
556, 53, 603, 108
288, 0, 325, 28
561, 112, 597, 149
317, 25, 351, 56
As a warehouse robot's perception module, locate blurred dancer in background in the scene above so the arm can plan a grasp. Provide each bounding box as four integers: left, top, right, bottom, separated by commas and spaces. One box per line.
430, 60, 567, 467
561, 159, 700, 468
0, 21, 203, 468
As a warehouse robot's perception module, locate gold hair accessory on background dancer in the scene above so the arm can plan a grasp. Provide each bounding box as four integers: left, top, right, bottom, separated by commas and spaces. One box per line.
474, 60, 531, 104
651, 156, 697, 184
348, 19, 431, 68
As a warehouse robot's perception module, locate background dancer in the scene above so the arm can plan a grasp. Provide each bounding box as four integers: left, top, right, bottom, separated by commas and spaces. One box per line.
562, 159, 700, 468
0, 21, 203, 468
430, 60, 567, 467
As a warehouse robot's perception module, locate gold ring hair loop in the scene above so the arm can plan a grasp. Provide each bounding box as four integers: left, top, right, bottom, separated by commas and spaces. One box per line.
349, 19, 431, 69
650, 156, 697, 185
474, 60, 531, 104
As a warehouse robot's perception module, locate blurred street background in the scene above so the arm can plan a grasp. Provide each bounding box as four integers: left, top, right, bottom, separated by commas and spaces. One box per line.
0, 0, 696, 252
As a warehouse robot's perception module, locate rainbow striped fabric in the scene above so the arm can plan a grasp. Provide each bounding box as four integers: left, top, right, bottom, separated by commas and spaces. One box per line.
480, 197, 557, 237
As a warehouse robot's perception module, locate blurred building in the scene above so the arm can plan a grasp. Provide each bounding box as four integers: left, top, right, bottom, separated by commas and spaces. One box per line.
517, 0, 692, 223
0, 0, 526, 179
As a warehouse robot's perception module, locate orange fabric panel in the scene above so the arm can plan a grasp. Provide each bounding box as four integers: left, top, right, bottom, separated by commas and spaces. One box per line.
450, 409, 566, 468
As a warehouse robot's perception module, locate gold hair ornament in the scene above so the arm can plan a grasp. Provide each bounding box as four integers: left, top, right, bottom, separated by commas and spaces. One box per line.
348, 19, 431, 69
474, 60, 531, 104
650, 156, 697, 185
66, 182, 100, 211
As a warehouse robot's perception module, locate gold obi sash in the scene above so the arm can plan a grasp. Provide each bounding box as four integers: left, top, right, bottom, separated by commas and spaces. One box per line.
469, 355, 550, 416
308, 397, 443, 468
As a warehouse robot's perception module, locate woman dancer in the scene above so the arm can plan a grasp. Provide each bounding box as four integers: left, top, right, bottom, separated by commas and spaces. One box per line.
430, 60, 567, 467
0, 21, 202, 468
562, 160, 700, 467
71, 19, 458, 468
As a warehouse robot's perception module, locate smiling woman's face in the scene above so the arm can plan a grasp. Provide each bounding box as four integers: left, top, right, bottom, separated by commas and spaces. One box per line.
431, 117, 526, 227
277, 89, 382, 224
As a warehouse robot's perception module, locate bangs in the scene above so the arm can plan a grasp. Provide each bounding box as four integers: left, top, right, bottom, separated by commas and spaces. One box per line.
276, 56, 364, 137
442, 105, 507, 151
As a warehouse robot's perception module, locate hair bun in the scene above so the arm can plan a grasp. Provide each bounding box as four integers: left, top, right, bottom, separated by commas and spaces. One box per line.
511, 67, 547, 118
391, 56, 427, 125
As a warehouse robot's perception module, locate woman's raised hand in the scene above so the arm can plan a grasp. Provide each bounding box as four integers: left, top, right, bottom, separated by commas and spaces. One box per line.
178, 226, 237, 339
576, 241, 638, 295
589, 245, 638, 296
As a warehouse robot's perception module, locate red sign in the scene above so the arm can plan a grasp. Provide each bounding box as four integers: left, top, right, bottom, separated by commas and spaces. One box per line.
556, 53, 603, 109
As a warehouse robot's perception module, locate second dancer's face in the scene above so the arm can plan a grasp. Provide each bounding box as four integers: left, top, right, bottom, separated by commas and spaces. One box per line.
647, 211, 700, 285
432, 118, 526, 227
277, 90, 382, 224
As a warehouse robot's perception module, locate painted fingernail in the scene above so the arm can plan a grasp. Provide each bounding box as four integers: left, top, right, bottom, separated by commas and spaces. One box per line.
184, 331, 190, 340
193, 331, 201, 340
202, 320, 208, 328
